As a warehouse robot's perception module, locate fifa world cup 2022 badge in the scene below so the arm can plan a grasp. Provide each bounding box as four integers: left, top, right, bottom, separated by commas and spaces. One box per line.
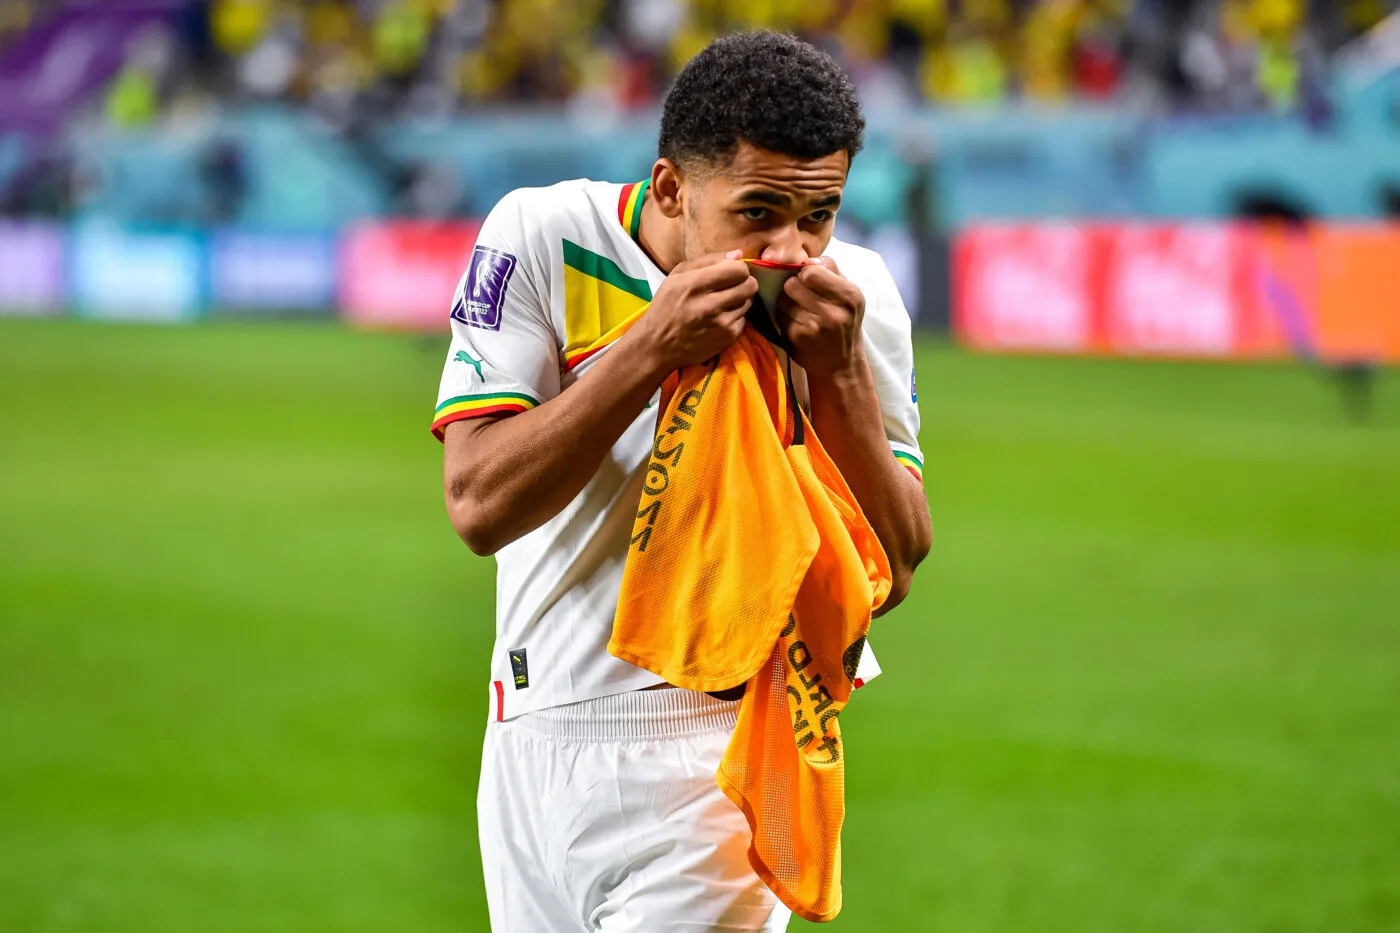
452, 245, 517, 331
509, 648, 529, 689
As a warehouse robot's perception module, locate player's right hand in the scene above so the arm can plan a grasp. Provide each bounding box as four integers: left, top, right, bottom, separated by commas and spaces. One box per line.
632, 249, 757, 374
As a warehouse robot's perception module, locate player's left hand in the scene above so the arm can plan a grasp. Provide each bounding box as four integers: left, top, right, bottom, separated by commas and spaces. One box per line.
778, 256, 865, 376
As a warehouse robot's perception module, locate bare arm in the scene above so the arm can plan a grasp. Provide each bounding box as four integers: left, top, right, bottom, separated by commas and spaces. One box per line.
780, 258, 932, 613
443, 334, 664, 555
444, 252, 758, 555
806, 358, 932, 614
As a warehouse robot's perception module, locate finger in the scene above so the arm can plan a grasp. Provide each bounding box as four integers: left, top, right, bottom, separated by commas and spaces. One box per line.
672, 249, 744, 276
775, 299, 820, 326
701, 249, 747, 268
806, 254, 841, 277
775, 307, 825, 342
717, 299, 753, 327
692, 258, 754, 290
797, 263, 859, 301
702, 249, 747, 270
703, 274, 758, 306
786, 274, 861, 320
783, 275, 831, 311
708, 280, 758, 313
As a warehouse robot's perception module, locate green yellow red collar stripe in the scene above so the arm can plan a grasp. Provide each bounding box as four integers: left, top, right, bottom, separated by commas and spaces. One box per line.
618, 180, 649, 242
431, 392, 539, 441
894, 450, 924, 481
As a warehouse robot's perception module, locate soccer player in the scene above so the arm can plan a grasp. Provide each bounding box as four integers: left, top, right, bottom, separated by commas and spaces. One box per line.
434, 31, 931, 933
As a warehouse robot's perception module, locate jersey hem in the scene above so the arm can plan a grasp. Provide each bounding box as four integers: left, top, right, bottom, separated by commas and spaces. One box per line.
488, 673, 669, 723
606, 642, 769, 695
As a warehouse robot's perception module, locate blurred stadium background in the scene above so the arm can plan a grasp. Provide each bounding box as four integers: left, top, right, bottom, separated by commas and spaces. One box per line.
1, 1, 1398, 930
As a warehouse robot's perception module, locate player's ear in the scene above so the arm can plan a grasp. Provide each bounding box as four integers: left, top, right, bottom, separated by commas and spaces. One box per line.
650, 159, 684, 220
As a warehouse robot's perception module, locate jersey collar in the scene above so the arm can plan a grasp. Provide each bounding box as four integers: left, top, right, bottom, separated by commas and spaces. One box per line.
617, 179, 650, 244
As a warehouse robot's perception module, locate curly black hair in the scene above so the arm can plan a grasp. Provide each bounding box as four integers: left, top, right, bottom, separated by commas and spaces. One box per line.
658, 31, 865, 171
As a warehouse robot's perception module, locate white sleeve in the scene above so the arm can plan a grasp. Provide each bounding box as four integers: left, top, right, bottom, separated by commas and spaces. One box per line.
431, 190, 561, 440
860, 255, 925, 481
851, 254, 922, 691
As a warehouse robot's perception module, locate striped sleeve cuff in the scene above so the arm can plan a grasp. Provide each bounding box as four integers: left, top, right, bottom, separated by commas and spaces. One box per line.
431, 392, 540, 441
893, 449, 924, 482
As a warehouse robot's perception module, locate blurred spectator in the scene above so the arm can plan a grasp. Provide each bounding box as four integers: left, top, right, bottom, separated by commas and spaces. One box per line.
1073, 2, 1129, 99
1177, 0, 1331, 113
163, 0, 1391, 112
3, 0, 1383, 132
201, 138, 246, 223
105, 24, 178, 129
1379, 179, 1400, 219
0, 146, 71, 217
1022, 0, 1087, 101
0, 0, 1388, 246
371, 0, 430, 84
105, 66, 159, 129
923, 22, 1010, 104
211, 0, 269, 58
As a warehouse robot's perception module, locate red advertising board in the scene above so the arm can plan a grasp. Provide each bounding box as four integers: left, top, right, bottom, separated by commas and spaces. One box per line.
955, 222, 1400, 363
1104, 224, 1249, 357
954, 225, 1098, 353
340, 221, 481, 330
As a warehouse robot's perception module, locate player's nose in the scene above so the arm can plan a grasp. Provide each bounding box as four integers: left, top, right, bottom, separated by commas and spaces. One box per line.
759, 230, 807, 265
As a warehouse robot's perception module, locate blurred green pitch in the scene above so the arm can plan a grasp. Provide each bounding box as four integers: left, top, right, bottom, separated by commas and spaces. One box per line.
1, 318, 1398, 932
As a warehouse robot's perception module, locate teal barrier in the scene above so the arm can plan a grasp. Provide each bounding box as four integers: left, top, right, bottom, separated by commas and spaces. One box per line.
68, 107, 386, 230
36, 92, 1400, 230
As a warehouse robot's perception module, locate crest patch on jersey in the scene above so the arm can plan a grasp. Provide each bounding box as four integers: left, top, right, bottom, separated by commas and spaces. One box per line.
452, 246, 517, 331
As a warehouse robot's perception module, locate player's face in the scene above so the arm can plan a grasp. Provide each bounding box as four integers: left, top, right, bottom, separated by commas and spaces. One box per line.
681, 143, 848, 264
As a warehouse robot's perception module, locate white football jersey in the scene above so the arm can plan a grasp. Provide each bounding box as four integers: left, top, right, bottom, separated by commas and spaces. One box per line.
433, 179, 925, 721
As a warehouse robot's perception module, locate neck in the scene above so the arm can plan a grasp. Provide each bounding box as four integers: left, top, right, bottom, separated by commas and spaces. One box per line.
636, 195, 683, 274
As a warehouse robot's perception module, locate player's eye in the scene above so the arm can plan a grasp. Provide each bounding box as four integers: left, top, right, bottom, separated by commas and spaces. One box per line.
740, 207, 768, 222
806, 210, 834, 224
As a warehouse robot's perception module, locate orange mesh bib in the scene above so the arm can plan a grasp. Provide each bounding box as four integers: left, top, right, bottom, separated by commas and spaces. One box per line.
610, 329, 891, 922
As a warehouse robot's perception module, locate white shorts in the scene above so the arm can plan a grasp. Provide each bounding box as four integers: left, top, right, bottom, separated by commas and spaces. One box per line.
477, 688, 792, 933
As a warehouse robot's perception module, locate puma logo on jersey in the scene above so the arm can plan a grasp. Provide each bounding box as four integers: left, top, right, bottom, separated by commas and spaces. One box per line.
454, 350, 485, 381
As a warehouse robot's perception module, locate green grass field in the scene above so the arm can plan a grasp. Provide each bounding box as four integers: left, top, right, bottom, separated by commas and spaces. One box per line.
2, 317, 1398, 932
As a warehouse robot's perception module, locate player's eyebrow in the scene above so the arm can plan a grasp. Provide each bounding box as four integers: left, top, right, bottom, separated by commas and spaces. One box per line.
734, 190, 843, 210
736, 189, 791, 207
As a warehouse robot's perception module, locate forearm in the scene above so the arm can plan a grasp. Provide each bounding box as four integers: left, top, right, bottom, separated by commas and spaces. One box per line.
807, 354, 932, 613
445, 332, 666, 554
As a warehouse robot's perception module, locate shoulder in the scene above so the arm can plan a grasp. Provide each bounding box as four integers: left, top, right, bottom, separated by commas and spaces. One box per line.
483, 179, 621, 247
826, 239, 919, 439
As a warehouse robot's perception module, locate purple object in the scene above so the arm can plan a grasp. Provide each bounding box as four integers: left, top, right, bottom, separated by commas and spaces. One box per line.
210, 230, 337, 311
451, 245, 516, 331
0, 221, 64, 313
0, 2, 180, 132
